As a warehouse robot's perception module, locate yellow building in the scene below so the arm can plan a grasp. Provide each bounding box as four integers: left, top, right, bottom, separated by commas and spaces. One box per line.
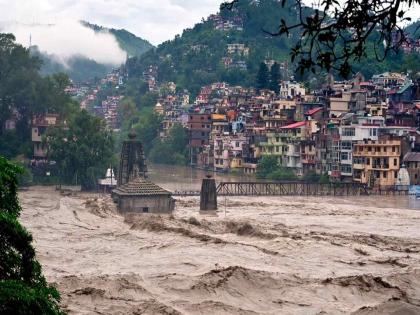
353, 137, 401, 187
259, 132, 285, 163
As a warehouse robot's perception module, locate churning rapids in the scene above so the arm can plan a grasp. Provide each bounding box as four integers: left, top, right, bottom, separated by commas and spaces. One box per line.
19, 166, 420, 315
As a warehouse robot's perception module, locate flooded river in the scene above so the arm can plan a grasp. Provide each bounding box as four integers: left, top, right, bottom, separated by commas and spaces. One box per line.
148, 164, 420, 211
19, 165, 420, 314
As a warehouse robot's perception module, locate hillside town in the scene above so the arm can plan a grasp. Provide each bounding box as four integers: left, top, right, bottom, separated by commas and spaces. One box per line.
156, 71, 420, 188
28, 66, 420, 190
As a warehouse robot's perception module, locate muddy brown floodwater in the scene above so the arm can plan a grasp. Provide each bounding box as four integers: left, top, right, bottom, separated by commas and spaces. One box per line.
19, 165, 420, 315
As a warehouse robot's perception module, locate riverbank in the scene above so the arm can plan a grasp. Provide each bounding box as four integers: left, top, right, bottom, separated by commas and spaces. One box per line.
20, 186, 420, 314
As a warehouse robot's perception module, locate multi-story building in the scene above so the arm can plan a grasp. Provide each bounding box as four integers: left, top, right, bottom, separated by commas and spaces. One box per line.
213, 134, 247, 172
32, 114, 59, 159
353, 136, 401, 187
329, 90, 367, 117
279, 121, 306, 176
187, 113, 212, 165
279, 81, 306, 99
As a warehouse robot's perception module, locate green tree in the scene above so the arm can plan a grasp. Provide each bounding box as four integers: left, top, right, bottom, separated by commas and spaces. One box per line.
0, 156, 64, 315
118, 97, 138, 126
318, 173, 330, 184
256, 62, 270, 91
45, 110, 114, 190
132, 108, 163, 154
256, 155, 279, 179
269, 62, 281, 93
267, 167, 297, 181
302, 170, 321, 183
139, 91, 159, 109
149, 123, 189, 165
0, 34, 77, 159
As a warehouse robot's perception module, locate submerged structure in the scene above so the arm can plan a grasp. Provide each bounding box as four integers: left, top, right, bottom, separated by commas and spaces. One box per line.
112, 131, 175, 213
117, 130, 148, 185
98, 168, 117, 192
200, 176, 218, 211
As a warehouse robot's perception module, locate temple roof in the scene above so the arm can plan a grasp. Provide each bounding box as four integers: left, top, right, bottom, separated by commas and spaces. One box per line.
113, 177, 171, 196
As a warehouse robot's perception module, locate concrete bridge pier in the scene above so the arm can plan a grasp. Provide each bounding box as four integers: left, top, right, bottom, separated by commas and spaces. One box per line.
200, 177, 217, 212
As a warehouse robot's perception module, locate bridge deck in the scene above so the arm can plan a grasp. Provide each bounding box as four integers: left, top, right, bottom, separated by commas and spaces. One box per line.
171, 181, 408, 197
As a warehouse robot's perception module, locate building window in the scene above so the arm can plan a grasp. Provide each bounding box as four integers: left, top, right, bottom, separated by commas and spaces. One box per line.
343, 128, 355, 136
394, 158, 397, 166
341, 165, 352, 173
369, 128, 377, 137
142, 207, 149, 213
341, 152, 349, 160
392, 146, 395, 152
341, 141, 352, 150
235, 142, 240, 147
383, 172, 387, 178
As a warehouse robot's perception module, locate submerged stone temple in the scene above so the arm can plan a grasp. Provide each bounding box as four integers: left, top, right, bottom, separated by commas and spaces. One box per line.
112, 131, 175, 214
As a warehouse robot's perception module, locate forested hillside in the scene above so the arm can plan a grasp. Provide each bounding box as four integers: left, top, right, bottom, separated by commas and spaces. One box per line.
126, 0, 420, 96
82, 21, 154, 57
33, 21, 154, 83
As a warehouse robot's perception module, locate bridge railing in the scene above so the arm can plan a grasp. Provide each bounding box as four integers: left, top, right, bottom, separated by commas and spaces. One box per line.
215, 181, 369, 196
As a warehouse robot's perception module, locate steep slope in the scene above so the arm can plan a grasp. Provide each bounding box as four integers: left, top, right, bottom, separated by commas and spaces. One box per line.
31, 21, 153, 82
126, 0, 420, 95
126, 0, 306, 94
81, 21, 154, 57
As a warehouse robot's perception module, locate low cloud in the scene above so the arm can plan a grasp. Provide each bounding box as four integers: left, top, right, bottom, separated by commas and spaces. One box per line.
0, 20, 127, 66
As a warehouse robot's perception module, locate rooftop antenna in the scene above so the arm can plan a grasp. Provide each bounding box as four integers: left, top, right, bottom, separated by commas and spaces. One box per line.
29, 33, 32, 47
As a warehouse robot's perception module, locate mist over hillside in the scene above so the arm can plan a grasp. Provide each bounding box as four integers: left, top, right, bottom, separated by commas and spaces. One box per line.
0, 20, 153, 82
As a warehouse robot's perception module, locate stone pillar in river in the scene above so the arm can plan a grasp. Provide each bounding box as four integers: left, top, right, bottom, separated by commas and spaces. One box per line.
200, 176, 217, 211
117, 129, 147, 187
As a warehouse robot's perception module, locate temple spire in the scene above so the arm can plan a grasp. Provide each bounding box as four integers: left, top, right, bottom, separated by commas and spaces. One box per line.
117, 130, 147, 186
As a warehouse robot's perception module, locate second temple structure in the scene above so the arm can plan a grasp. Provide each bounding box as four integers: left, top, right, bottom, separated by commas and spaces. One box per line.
112, 131, 175, 214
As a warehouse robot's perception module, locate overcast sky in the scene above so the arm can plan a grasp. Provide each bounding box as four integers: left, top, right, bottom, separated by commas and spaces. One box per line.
0, 0, 224, 45
1, 1, 420, 46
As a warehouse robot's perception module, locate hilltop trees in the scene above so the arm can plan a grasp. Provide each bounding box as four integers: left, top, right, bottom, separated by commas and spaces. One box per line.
256, 62, 270, 90
223, 0, 420, 77
269, 62, 281, 94
0, 156, 64, 315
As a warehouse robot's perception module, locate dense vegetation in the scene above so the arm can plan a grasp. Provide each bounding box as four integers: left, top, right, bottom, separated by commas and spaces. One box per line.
31, 46, 111, 83
116, 90, 189, 166
0, 34, 78, 159
256, 156, 297, 180
125, 0, 420, 96
0, 156, 64, 315
256, 156, 329, 182
45, 110, 115, 190
0, 33, 116, 188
